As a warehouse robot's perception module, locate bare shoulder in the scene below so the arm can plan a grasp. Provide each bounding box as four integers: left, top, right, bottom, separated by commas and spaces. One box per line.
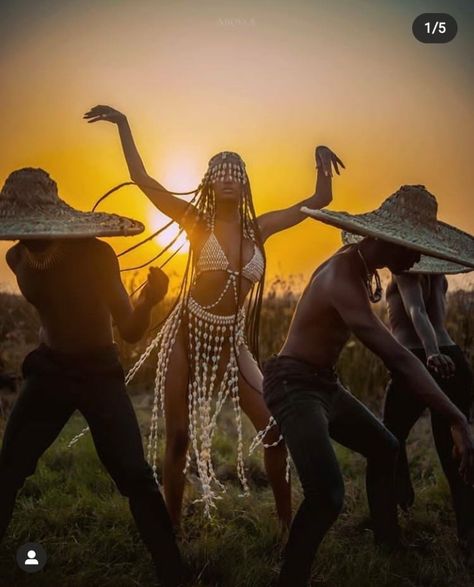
308, 247, 363, 300
312, 247, 359, 285
88, 238, 117, 260
82, 239, 120, 277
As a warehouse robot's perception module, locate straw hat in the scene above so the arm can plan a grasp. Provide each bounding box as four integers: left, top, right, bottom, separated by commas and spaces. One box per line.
0, 168, 144, 240
301, 185, 474, 270
341, 225, 473, 274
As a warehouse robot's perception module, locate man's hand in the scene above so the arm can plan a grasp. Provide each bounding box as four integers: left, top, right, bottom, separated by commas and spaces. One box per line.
427, 353, 456, 379
451, 417, 474, 485
315, 146, 345, 177
140, 267, 169, 306
83, 105, 126, 124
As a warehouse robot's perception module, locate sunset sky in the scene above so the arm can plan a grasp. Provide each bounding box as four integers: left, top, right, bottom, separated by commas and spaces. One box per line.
1, 0, 473, 291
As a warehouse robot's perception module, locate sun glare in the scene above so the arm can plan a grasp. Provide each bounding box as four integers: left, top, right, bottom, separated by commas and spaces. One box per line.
148, 209, 190, 253
145, 157, 203, 254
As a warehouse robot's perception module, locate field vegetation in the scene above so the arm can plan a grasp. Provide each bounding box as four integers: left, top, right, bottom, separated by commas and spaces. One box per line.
0, 283, 473, 586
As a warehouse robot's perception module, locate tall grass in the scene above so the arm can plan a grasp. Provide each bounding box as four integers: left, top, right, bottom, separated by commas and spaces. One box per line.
0, 285, 473, 586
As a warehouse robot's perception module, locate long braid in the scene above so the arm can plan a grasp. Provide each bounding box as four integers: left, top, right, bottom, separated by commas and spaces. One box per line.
243, 182, 266, 365
74, 155, 279, 501
90, 161, 265, 350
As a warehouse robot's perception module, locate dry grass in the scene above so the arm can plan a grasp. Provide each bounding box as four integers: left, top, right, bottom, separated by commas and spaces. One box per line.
0, 285, 473, 586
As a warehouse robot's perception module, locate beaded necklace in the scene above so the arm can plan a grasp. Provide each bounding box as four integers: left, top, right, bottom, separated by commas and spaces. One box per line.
357, 247, 383, 303
22, 241, 65, 271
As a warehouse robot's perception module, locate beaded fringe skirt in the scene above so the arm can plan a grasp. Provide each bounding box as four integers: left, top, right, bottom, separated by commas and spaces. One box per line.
67, 295, 284, 514
125, 296, 276, 515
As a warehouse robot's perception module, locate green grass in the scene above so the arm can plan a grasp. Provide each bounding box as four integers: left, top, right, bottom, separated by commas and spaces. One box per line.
1, 401, 473, 587
1, 286, 474, 586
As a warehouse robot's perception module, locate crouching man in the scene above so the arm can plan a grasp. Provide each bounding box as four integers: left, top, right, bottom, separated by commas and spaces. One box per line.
263, 185, 474, 587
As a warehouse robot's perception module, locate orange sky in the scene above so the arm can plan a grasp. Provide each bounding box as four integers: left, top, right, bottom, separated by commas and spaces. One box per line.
1, 0, 473, 291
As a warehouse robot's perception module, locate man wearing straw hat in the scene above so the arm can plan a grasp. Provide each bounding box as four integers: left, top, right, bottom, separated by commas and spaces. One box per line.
342, 216, 474, 564
0, 168, 185, 586
385, 261, 474, 561
262, 185, 474, 587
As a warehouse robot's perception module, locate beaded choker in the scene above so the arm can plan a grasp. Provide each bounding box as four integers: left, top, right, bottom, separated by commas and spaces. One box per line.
357, 248, 383, 303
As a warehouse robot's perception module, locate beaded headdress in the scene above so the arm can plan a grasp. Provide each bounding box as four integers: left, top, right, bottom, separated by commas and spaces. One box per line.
207, 151, 248, 185
89, 150, 265, 359
200, 152, 254, 239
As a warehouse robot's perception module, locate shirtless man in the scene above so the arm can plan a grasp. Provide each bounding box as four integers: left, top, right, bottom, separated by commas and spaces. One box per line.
385, 272, 474, 562
263, 186, 474, 587
0, 168, 184, 586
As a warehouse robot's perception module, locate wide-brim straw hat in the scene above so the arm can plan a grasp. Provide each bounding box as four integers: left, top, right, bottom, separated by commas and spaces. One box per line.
0, 168, 144, 240
341, 225, 473, 274
301, 185, 474, 270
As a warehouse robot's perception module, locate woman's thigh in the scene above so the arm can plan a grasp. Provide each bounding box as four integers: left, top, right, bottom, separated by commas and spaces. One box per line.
163, 332, 190, 439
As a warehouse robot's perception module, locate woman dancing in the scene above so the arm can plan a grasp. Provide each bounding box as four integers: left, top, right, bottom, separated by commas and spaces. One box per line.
84, 104, 344, 527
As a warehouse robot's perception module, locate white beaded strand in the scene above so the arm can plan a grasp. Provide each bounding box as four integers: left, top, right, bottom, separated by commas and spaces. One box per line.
248, 416, 283, 455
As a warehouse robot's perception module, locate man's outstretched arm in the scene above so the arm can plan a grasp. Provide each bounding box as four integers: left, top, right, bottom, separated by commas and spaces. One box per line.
257, 146, 343, 241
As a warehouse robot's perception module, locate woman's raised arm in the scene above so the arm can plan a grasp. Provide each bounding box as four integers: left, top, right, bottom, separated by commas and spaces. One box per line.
257, 146, 344, 242
84, 105, 198, 230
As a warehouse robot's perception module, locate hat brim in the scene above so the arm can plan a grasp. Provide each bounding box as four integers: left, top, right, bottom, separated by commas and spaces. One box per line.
341, 230, 472, 274
301, 206, 474, 269
0, 211, 144, 240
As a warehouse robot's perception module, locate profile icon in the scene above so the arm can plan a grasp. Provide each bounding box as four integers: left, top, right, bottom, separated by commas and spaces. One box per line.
16, 542, 47, 573
24, 550, 39, 566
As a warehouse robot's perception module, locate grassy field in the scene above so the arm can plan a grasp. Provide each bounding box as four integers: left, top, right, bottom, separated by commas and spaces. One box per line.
0, 284, 474, 586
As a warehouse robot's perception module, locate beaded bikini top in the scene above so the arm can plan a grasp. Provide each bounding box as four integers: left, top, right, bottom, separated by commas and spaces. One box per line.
195, 231, 264, 284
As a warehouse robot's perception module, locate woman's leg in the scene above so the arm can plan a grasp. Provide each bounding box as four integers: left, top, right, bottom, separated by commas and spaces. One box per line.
162, 335, 190, 528
238, 347, 292, 527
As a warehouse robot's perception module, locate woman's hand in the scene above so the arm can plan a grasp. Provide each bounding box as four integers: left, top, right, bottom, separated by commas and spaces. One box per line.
315, 146, 345, 178
83, 105, 126, 124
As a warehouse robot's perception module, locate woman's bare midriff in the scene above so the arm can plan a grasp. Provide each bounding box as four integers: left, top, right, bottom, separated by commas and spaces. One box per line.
189, 271, 254, 315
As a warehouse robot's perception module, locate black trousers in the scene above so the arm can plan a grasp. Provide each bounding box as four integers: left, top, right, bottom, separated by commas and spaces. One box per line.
383, 344, 474, 541
0, 344, 184, 587
263, 355, 400, 587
